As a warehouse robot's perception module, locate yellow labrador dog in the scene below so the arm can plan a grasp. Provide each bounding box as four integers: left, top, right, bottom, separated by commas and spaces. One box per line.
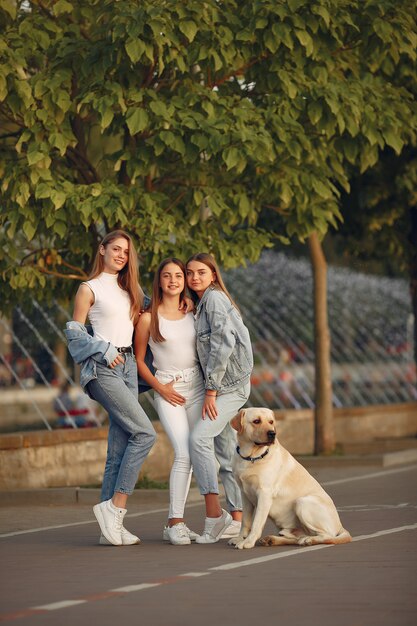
230, 408, 351, 550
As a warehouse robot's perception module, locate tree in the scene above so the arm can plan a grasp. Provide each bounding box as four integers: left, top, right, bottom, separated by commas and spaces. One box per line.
1, 0, 416, 452
334, 147, 417, 363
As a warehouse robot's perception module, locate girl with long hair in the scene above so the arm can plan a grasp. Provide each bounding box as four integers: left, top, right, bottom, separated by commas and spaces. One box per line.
65, 230, 156, 546
185, 253, 253, 543
135, 258, 203, 545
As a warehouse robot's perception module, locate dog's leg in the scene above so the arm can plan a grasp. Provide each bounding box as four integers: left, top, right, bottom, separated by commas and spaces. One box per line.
295, 496, 352, 545
259, 527, 302, 547
228, 492, 253, 546
297, 529, 352, 546
234, 493, 272, 549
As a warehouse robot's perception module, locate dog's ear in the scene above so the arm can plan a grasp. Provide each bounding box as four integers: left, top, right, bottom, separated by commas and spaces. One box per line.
230, 409, 246, 434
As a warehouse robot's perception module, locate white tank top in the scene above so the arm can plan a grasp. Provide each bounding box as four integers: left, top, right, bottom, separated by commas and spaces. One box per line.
149, 313, 197, 371
84, 272, 134, 347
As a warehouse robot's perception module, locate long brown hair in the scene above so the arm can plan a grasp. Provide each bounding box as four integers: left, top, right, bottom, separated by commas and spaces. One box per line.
186, 252, 237, 308
149, 257, 186, 342
89, 230, 144, 325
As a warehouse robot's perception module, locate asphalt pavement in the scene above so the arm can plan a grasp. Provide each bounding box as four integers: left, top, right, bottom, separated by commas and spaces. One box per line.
0, 462, 416, 626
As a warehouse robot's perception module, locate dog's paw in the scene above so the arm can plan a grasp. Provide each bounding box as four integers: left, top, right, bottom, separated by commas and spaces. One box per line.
258, 535, 274, 547
234, 538, 256, 549
228, 537, 240, 546
298, 535, 313, 546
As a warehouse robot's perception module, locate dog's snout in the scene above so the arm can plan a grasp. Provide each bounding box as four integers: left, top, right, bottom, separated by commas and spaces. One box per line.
267, 430, 276, 441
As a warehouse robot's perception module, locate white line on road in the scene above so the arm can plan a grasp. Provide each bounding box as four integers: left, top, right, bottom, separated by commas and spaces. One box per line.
322, 464, 417, 486
1, 464, 416, 539
33, 600, 87, 611
0, 522, 414, 623
209, 523, 417, 571
111, 583, 161, 593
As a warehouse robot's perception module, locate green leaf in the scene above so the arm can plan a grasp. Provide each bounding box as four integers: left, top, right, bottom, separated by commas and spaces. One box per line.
264, 29, 280, 53
0, 0, 16, 19
23, 220, 36, 241
50, 190, 66, 209
295, 30, 314, 56
0, 72, 7, 102
126, 108, 149, 135
308, 102, 322, 125
222, 147, 240, 170
53, 0, 73, 16
125, 38, 145, 64
312, 179, 333, 199
179, 21, 198, 43
100, 109, 114, 131
53, 221, 67, 237
383, 130, 404, 155
35, 183, 51, 199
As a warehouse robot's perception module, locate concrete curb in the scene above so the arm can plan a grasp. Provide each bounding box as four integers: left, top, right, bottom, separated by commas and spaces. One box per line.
0, 487, 202, 507
2, 449, 417, 507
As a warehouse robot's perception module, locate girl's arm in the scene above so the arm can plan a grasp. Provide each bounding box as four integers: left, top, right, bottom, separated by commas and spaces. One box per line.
73, 284, 94, 324
72, 284, 123, 369
134, 313, 186, 406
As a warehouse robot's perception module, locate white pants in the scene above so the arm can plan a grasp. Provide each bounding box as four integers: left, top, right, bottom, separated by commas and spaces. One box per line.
154, 366, 205, 519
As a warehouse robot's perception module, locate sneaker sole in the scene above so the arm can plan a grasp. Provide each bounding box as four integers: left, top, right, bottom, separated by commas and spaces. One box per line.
99, 536, 141, 546
163, 530, 198, 542
196, 512, 233, 544
93, 504, 122, 546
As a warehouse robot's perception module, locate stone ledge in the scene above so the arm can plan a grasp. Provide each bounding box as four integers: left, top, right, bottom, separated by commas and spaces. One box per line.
0, 426, 109, 450
0, 402, 416, 491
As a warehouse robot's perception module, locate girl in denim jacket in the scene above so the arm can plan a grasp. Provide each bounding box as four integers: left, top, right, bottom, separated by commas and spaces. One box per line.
67, 230, 156, 546
186, 253, 253, 543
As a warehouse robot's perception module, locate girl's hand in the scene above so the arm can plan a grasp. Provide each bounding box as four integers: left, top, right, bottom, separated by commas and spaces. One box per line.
109, 354, 125, 369
202, 393, 218, 420
180, 296, 194, 314
159, 380, 186, 406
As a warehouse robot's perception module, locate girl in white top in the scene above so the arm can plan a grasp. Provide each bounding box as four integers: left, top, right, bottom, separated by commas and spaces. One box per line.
135, 258, 204, 545
71, 230, 156, 546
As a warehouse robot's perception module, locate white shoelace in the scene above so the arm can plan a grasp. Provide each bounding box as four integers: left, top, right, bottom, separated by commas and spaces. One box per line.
114, 510, 124, 531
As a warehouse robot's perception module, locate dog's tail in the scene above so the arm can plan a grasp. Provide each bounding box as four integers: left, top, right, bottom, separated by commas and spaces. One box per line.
326, 527, 352, 544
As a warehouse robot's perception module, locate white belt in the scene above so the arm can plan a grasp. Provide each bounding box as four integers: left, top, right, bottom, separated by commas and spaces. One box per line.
155, 365, 201, 383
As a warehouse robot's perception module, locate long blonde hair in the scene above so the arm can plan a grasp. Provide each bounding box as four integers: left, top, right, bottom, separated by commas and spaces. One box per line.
89, 230, 144, 325
186, 252, 237, 308
149, 257, 186, 342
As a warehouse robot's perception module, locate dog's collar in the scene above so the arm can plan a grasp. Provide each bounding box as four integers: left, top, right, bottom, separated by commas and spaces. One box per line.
236, 446, 269, 463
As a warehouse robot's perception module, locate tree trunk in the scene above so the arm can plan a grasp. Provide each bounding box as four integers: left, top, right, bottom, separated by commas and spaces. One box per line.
308, 232, 335, 454
409, 207, 417, 369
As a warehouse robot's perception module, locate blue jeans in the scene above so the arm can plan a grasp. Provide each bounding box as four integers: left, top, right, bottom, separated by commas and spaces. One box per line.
190, 382, 251, 511
87, 353, 156, 500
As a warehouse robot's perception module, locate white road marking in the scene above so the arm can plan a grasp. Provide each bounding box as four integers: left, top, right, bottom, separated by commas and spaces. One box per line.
1, 464, 416, 539
34, 600, 87, 611
338, 503, 417, 512
0, 506, 180, 538
209, 523, 417, 571
322, 464, 417, 486
2, 522, 415, 623
110, 583, 161, 593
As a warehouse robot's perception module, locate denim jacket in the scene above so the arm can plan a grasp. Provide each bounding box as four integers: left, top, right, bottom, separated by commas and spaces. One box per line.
194, 286, 253, 393
65, 296, 151, 395
64, 321, 119, 394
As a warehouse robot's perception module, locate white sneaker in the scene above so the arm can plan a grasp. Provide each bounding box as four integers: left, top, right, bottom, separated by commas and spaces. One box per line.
165, 522, 191, 545
93, 499, 126, 546
221, 520, 241, 539
195, 509, 233, 544
99, 526, 141, 546
163, 524, 199, 542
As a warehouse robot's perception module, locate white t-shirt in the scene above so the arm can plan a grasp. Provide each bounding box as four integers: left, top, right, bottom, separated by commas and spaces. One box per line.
149, 313, 198, 371
84, 272, 133, 347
